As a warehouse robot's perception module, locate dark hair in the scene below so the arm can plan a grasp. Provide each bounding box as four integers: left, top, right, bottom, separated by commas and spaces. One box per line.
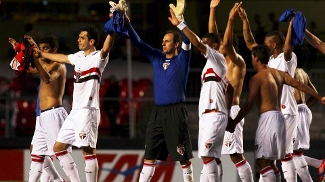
293, 45, 310, 68
81, 25, 101, 46
220, 32, 239, 52
252, 45, 270, 64
202, 33, 222, 46
39, 35, 59, 49
265, 31, 285, 47
166, 30, 182, 52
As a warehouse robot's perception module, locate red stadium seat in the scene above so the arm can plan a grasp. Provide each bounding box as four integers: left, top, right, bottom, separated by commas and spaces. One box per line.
65, 77, 74, 97
98, 111, 110, 136
15, 99, 36, 136
99, 78, 111, 98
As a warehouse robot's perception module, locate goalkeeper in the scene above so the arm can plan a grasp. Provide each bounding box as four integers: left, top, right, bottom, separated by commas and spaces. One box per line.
123, 0, 195, 182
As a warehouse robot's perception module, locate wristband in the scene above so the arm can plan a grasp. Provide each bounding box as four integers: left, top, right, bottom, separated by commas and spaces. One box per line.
177, 21, 187, 31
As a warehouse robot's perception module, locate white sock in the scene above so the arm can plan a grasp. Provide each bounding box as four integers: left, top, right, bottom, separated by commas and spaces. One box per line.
200, 165, 208, 182
40, 169, 51, 182
293, 154, 312, 181
29, 155, 44, 182
182, 161, 194, 182
43, 156, 64, 182
260, 166, 275, 182
203, 158, 218, 182
84, 155, 98, 182
258, 174, 263, 182
139, 162, 156, 182
55, 150, 80, 182
217, 161, 223, 182
304, 155, 323, 168
235, 159, 254, 182
281, 156, 297, 182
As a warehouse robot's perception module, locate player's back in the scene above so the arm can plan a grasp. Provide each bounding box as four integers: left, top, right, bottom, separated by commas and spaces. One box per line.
294, 68, 309, 104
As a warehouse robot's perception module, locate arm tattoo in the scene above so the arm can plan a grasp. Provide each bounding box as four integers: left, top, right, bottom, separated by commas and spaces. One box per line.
243, 29, 255, 44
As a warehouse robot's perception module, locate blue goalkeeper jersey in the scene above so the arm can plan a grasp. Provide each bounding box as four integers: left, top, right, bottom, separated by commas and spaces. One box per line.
125, 24, 191, 106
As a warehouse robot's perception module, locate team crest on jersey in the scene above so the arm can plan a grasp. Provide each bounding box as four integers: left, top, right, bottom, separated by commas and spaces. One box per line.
205, 139, 213, 149
224, 137, 232, 148
177, 144, 185, 156
163, 62, 170, 70
79, 131, 87, 140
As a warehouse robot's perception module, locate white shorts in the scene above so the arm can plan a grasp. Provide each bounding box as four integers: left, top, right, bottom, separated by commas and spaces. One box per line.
56, 108, 100, 148
255, 111, 285, 160
221, 105, 244, 154
293, 104, 312, 150
198, 112, 227, 159
284, 114, 298, 154
31, 107, 68, 156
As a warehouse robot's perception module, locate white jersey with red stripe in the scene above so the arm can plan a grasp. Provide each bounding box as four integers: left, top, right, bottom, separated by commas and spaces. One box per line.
68, 50, 108, 109
199, 45, 228, 116
268, 52, 298, 115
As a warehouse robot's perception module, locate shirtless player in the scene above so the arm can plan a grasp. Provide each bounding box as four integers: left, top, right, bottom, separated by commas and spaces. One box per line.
9, 35, 68, 182
209, 1, 253, 181
227, 44, 325, 182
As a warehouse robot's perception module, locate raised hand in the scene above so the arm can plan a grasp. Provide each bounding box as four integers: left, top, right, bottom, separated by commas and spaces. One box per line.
24, 35, 37, 48
237, 6, 248, 21
8, 37, 17, 49
168, 8, 181, 26
169, 0, 185, 22
320, 97, 325, 104
210, 0, 220, 9
229, 2, 242, 19
109, 0, 128, 13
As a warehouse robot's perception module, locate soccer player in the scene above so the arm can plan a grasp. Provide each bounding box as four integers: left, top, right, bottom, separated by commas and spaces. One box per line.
36, 26, 116, 182
123, 5, 194, 182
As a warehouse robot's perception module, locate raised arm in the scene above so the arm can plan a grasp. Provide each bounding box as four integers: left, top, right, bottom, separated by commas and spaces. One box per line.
39, 52, 70, 64
283, 70, 325, 103
283, 17, 294, 61
168, 9, 206, 55
237, 6, 258, 50
123, 12, 160, 61
305, 29, 325, 54
208, 0, 220, 33
101, 33, 116, 59
223, 2, 245, 67
305, 75, 319, 107
32, 55, 64, 84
